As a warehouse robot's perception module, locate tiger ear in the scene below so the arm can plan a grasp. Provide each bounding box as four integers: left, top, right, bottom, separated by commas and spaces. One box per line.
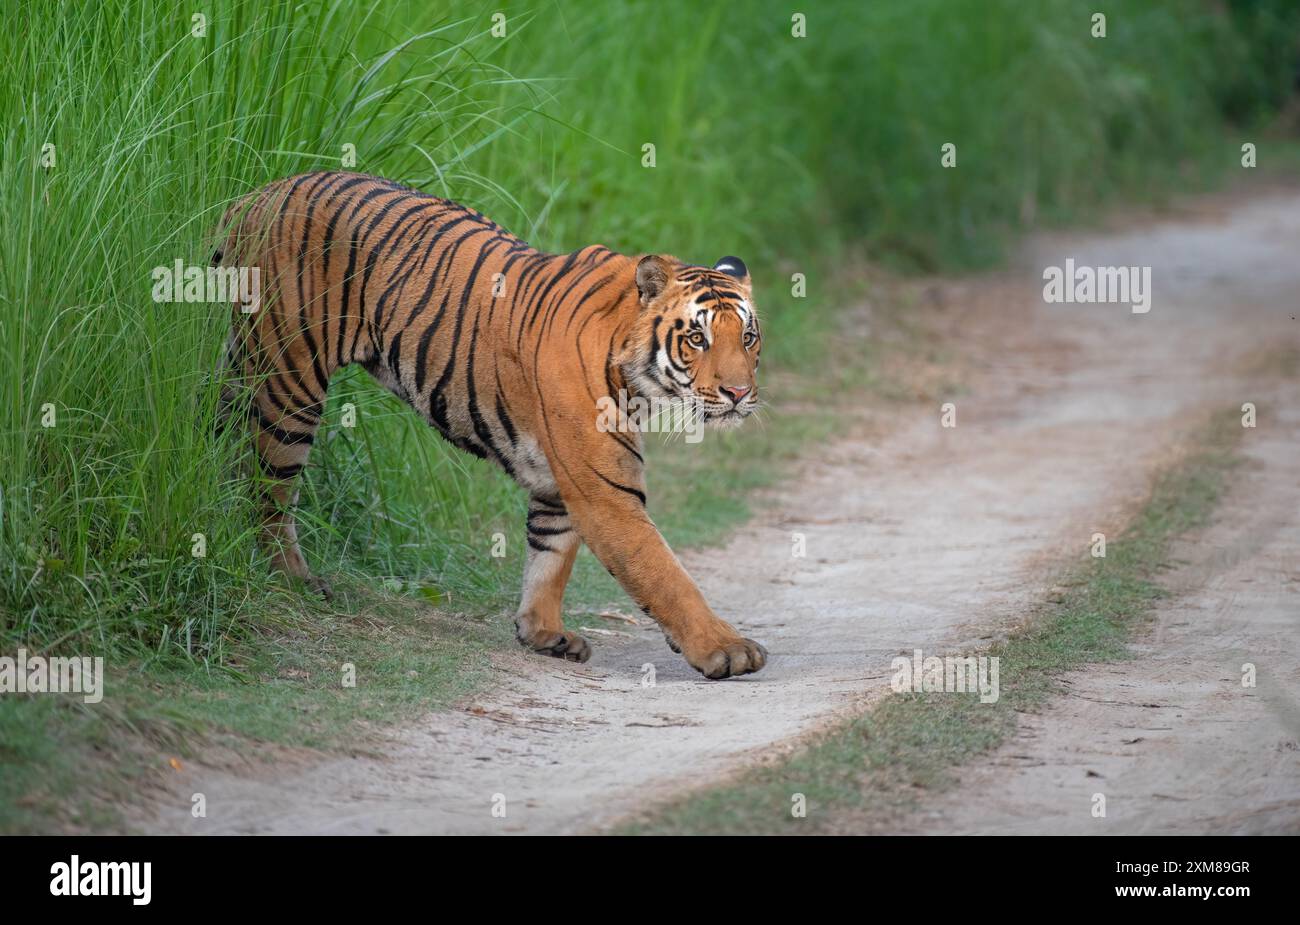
636, 255, 672, 306
714, 256, 749, 282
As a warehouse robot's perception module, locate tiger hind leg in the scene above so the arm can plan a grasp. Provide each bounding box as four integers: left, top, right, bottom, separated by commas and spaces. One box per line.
249, 384, 330, 599
514, 495, 588, 662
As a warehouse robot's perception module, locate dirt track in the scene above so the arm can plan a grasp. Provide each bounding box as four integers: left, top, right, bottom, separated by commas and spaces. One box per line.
135, 191, 1300, 835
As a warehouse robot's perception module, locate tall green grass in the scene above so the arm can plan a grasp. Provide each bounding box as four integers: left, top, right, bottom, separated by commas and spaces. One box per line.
1, 0, 1294, 661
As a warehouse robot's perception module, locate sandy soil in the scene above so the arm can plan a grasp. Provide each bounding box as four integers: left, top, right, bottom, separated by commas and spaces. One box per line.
132, 191, 1300, 835
907, 386, 1300, 834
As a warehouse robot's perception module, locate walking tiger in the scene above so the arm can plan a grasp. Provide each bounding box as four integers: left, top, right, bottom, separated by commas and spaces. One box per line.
215, 172, 766, 679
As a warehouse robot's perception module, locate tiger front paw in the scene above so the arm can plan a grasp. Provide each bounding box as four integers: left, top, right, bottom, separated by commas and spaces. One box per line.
304, 573, 334, 601
515, 616, 591, 663
684, 636, 768, 680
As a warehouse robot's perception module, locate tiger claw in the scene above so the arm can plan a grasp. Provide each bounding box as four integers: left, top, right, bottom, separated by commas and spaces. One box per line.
688, 637, 767, 679
516, 627, 592, 663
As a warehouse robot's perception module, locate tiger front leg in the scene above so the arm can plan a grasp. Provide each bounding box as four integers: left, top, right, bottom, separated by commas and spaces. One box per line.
513, 495, 590, 663
565, 491, 768, 680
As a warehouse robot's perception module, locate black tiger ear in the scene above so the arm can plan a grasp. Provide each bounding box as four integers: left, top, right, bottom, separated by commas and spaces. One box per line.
636, 255, 672, 305
714, 256, 748, 280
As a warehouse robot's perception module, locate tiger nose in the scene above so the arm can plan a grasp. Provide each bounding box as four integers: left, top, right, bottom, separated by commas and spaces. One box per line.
719, 384, 750, 405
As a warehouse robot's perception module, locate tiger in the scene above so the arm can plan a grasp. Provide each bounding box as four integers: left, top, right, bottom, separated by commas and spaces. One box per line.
214, 171, 767, 679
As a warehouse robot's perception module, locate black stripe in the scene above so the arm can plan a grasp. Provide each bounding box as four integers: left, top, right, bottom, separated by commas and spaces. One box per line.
527, 521, 572, 537
465, 323, 515, 478
249, 399, 315, 446
361, 201, 440, 337
520, 249, 583, 337
562, 272, 619, 335
294, 174, 353, 398
494, 389, 518, 447
414, 289, 452, 394
527, 535, 557, 553
426, 228, 498, 427
258, 458, 303, 481
331, 185, 400, 365
593, 470, 646, 506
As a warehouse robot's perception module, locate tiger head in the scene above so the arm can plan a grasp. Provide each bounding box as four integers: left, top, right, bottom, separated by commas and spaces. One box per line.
618, 254, 762, 426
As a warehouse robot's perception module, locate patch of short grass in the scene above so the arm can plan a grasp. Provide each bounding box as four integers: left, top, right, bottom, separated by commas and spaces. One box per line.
0, 580, 508, 834
622, 410, 1244, 835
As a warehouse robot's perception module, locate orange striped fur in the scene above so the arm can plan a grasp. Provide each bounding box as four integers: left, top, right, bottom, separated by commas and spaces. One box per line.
215, 172, 765, 678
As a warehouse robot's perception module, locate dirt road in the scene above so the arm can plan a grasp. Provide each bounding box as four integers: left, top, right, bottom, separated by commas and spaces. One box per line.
136, 191, 1300, 835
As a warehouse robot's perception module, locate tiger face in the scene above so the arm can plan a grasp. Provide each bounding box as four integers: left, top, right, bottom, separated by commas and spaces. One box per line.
621, 254, 762, 425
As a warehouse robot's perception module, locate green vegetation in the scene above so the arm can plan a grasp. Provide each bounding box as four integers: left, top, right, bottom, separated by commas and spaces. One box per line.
623, 412, 1245, 835
1, 585, 506, 833
0, 0, 1294, 831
